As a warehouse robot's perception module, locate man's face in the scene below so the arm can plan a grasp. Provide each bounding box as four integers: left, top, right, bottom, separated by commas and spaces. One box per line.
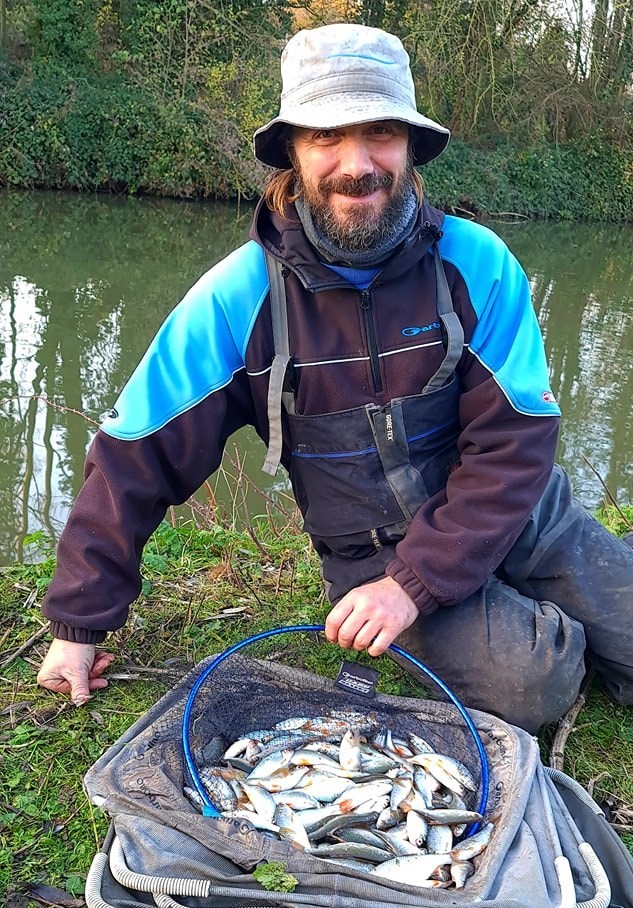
290, 121, 413, 252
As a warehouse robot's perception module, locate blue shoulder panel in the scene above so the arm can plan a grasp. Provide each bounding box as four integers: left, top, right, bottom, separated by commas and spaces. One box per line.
439, 216, 561, 417
101, 241, 268, 440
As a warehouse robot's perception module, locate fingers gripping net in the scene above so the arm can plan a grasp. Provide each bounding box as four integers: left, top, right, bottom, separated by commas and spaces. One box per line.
182, 626, 489, 824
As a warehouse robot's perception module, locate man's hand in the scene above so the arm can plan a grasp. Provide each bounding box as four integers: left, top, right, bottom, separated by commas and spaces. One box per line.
324, 576, 418, 657
37, 639, 115, 705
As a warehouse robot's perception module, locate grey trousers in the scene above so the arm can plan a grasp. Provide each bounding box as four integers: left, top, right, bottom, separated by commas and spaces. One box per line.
397, 464, 633, 733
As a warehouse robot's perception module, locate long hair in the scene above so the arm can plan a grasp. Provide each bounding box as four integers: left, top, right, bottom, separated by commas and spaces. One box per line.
262, 151, 425, 218
263, 168, 301, 217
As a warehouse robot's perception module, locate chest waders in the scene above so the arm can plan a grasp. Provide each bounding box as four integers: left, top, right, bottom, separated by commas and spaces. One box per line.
262, 246, 464, 586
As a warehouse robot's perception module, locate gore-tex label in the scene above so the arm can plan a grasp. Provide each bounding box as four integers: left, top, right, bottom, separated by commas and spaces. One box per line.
335, 660, 379, 698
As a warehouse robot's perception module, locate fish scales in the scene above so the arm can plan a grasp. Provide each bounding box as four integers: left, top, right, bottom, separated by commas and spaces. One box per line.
189, 712, 492, 892
307, 842, 392, 863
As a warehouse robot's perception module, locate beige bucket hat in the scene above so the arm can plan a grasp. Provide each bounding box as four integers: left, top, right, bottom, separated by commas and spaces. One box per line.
253, 23, 450, 169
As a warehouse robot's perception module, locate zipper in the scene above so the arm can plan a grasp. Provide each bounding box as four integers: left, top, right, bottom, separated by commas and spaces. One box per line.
360, 289, 383, 393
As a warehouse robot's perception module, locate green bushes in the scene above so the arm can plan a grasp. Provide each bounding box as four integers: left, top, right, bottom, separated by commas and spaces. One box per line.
0, 64, 264, 197
3, 49, 633, 218
424, 140, 633, 222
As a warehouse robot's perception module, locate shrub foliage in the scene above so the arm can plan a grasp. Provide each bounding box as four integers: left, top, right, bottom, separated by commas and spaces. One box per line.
1, 0, 633, 216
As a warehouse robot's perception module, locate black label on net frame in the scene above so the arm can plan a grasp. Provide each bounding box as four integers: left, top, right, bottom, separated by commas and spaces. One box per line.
335, 659, 379, 699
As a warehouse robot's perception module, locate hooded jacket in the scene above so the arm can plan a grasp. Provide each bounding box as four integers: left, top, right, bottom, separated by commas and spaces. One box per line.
42, 199, 560, 643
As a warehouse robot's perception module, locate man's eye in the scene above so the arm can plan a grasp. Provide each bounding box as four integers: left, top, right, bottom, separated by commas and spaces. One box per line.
314, 130, 336, 140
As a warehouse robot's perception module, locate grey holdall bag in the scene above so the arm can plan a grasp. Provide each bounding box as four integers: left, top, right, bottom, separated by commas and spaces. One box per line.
82, 649, 633, 908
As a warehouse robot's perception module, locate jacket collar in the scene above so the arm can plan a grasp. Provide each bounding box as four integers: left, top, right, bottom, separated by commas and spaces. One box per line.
249, 195, 445, 292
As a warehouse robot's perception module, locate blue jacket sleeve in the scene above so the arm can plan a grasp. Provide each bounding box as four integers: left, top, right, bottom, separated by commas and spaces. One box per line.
42, 242, 269, 641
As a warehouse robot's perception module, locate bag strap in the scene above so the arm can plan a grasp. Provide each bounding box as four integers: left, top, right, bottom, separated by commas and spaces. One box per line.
422, 242, 464, 392
262, 254, 295, 475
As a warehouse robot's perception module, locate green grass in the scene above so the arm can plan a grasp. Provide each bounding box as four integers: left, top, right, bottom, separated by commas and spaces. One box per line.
1, 507, 632, 905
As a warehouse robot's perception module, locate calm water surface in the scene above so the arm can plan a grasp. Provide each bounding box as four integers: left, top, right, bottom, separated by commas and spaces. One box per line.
2, 190, 633, 565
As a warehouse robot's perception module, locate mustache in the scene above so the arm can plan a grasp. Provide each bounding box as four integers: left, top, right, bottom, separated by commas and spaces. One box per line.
318, 172, 393, 197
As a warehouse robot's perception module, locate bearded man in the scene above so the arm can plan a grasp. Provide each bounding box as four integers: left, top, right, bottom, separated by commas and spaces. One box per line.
37, 24, 633, 732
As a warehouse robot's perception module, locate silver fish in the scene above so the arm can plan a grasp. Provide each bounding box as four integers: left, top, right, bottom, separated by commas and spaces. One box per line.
309, 811, 380, 843
376, 805, 402, 830
296, 804, 343, 835
418, 807, 484, 827
451, 860, 475, 888
191, 712, 492, 893
336, 780, 392, 813
302, 741, 341, 759
248, 765, 310, 792
413, 768, 437, 804
297, 772, 355, 803
370, 852, 451, 884
271, 789, 321, 811
307, 842, 391, 863
357, 795, 391, 815
360, 750, 398, 774
411, 752, 477, 793
390, 775, 413, 810
450, 822, 495, 862
333, 827, 387, 849
373, 828, 421, 857
223, 737, 255, 761
426, 823, 453, 854
390, 736, 415, 758
321, 858, 376, 872
273, 802, 311, 849
340, 728, 362, 772
291, 749, 341, 768
409, 732, 435, 754
223, 808, 280, 834
401, 786, 433, 814
406, 809, 428, 848
247, 747, 293, 779
241, 782, 276, 823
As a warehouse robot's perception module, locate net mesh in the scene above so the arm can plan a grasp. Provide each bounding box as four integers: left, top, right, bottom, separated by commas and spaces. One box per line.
181, 630, 487, 817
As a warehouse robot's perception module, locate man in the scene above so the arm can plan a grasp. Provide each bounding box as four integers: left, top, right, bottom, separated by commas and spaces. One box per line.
37, 24, 633, 732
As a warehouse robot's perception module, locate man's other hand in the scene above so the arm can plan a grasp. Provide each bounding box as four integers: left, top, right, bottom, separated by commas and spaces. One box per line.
324, 576, 418, 656
37, 639, 115, 705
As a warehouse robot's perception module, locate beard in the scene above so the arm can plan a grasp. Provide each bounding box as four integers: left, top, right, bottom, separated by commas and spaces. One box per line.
294, 151, 415, 253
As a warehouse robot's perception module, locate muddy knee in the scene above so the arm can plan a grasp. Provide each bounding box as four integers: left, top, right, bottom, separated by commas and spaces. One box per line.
396, 588, 587, 734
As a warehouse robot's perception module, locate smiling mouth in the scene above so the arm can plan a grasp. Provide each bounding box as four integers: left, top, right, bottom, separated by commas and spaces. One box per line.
321, 174, 393, 198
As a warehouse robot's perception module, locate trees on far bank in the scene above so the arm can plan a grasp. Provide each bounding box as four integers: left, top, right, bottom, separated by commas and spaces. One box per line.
1, 0, 633, 196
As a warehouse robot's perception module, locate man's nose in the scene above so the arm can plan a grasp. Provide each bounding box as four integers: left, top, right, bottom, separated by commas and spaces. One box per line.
338, 138, 374, 178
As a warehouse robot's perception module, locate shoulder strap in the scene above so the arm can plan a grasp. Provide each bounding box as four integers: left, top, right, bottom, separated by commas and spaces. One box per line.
262, 254, 295, 476
422, 243, 464, 392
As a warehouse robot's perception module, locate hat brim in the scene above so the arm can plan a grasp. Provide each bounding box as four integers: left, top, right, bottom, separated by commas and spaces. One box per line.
253, 99, 450, 169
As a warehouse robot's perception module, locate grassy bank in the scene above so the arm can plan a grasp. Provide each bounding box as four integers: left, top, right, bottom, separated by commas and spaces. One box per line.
1, 510, 632, 907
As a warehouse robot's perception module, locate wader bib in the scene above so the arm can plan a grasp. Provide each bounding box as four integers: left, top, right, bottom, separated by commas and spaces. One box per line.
262, 245, 464, 586
260, 247, 633, 732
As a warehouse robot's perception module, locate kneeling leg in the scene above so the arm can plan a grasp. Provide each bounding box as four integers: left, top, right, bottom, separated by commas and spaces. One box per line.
396, 576, 586, 734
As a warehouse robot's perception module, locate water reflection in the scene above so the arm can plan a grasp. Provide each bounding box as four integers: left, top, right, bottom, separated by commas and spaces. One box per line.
0, 190, 255, 563
1, 192, 633, 566
499, 221, 633, 506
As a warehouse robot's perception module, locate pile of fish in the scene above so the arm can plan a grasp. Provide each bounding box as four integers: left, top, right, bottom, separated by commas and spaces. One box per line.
185, 709, 495, 889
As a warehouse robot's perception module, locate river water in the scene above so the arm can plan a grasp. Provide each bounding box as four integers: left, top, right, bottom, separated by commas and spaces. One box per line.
2, 190, 633, 565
